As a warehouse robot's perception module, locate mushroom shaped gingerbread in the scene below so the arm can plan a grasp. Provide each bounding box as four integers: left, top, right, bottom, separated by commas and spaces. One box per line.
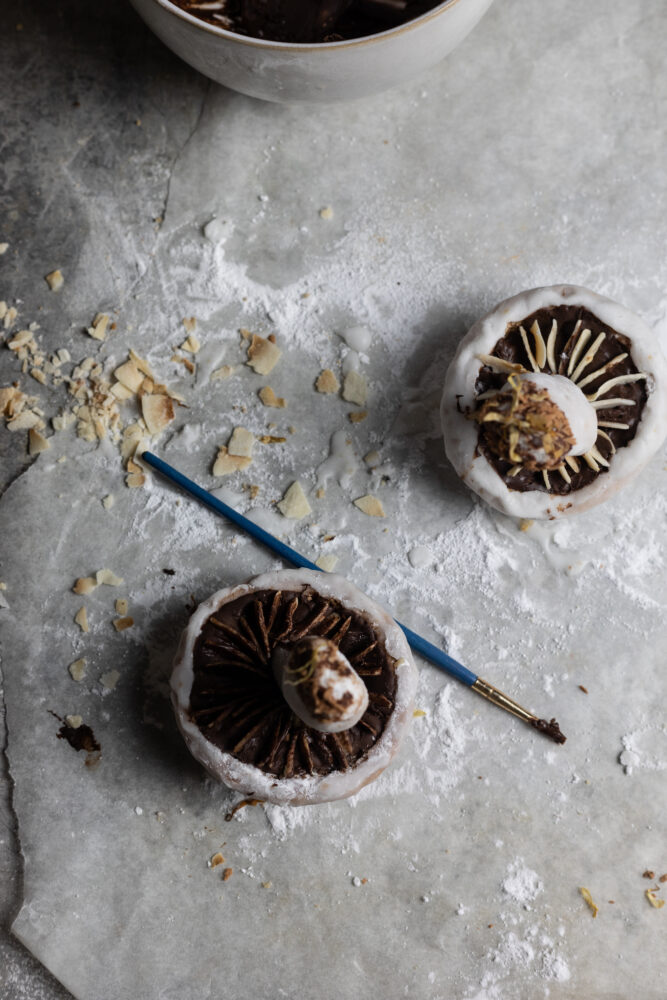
171, 569, 418, 805
442, 285, 667, 518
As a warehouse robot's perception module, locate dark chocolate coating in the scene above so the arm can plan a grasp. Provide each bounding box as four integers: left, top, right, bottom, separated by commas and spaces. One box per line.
190, 587, 397, 778
474, 305, 648, 495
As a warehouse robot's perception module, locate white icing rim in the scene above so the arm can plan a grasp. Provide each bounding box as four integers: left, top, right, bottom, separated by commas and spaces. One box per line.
442, 284, 667, 518
171, 569, 418, 805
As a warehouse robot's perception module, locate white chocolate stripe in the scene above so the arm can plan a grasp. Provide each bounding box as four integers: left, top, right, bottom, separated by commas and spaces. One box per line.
542, 469, 550, 489
530, 320, 547, 369
583, 451, 600, 472
588, 444, 610, 468
586, 371, 647, 402
565, 455, 580, 472
475, 353, 525, 374
575, 352, 628, 389
546, 319, 558, 373
567, 324, 589, 375
596, 428, 616, 453
558, 463, 571, 484
519, 326, 539, 372
570, 331, 606, 384
597, 420, 630, 429
591, 397, 637, 409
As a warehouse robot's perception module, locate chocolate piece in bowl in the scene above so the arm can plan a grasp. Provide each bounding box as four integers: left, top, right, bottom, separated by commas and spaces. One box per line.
171, 569, 418, 805
441, 285, 667, 519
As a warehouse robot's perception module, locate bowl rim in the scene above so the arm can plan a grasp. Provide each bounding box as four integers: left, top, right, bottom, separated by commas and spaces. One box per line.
150, 0, 465, 50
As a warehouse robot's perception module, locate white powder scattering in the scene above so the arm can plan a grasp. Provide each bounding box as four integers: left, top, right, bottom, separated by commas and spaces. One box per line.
501, 859, 543, 905
618, 726, 667, 775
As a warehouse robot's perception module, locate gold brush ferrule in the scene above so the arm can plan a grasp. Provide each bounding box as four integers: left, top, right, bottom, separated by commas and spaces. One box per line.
472, 677, 536, 725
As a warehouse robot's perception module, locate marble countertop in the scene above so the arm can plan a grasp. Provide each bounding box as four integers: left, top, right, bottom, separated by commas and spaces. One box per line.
2, 1, 667, 998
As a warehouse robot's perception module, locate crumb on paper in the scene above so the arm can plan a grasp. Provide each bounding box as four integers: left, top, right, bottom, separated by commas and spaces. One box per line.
259, 434, 286, 444
96, 568, 124, 587
73, 576, 97, 595
141, 394, 175, 436
342, 371, 367, 406
261, 881, 272, 889
413, 709, 427, 718
113, 616, 134, 631
102, 494, 114, 510
258, 386, 286, 408
65, 714, 83, 729
211, 365, 235, 381
126, 458, 146, 489
74, 607, 89, 633
228, 426, 255, 458
354, 494, 385, 518
180, 333, 201, 354
28, 427, 50, 455
579, 887, 598, 917
646, 889, 665, 909
364, 450, 380, 467
114, 359, 144, 393
115, 598, 129, 616
316, 487, 325, 499
278, 481, 311, 519
315, 554, 338, 573
246, 333, 281, 375
100, 669, 120, 691
643, 870, 655, 879
87, 313, 110, 341
315, 369, 340, 394
0, 243, 8, 254
578, 685, 588, 693
519, 518, 534, 532
319, 206, 334, 220
222, 867, 233, 882
45, 269, 64, 291
210, 853, 225, 869
69, 658, 87, 682
348, 410, 367, 424
660, 874, 667, 883
212, 446, 252, 477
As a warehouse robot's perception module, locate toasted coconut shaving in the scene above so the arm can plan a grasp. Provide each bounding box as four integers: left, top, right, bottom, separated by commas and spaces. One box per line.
354, 495, 385, 517
180, 333, 201, 354
228, 426, 255, 458
28, 428, 50, 455
74, 607, 89, 633
96, 568, 124, 587
113, 616, 134, 631
342, 371, 367, 406
141, 394, 175, 436
315, 554, 338, 572
579, 887, 599, 917
73, 576, 97, 595
646, 889, 665, 909
212, 446, 252, 477
277, 481, 311, 519
69, 658, 87, 682
258, 386, 286, 408
45, 270, 64, 291
246, 333, 281, 375
316, 369, 340, 394
87, 314, 110, 341
211, 365, 235, 381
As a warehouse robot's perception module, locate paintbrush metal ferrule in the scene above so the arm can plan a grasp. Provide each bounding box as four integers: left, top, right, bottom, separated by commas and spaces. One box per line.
472, 678, 566, 744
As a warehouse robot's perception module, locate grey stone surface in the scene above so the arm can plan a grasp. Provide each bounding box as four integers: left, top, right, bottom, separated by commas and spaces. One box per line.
1, 0, 667, 998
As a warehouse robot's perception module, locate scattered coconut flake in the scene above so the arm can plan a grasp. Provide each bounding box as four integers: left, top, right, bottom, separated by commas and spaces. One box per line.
342, 371, 367, 406
141, 394, 175, 436
115, 598, 128, 616
211, 365, 235, 381
364, 450, 381, 467
579, 887, 599, 917
73, 576, 97, 595
228, 426, 255, 458
212, 446, 252, 477
28, 427, 50, 455
102, 494, 114, 510
8, 409, 43, 431
126, 458, 146, 488
74, 607, 89, 633
319, 206, 334, 220
87, 314, 110, 341
30, 368, 46, 385
348, 410, 367, 423
246, 333, 281, 375
646, 889, 665, 909
315, 554, 338, 572
0, 243, 8, 255
315, 369, 340, 394
210, 853, 225, 869
52, 411, 76, 432
114, 359, 144, 393
278, 481, 311, 519
113, 616, 134, 631
96, 568, 124, 587
183, 317, 197, 333
45, 270, 64, 291
7, 329, 33, 351
69, 658, 87, 682
65, 714, 83, 729
354, 494, 385, 517
258, 386, 286, 408
100, 669, 120, 691
180, 333, 201, 354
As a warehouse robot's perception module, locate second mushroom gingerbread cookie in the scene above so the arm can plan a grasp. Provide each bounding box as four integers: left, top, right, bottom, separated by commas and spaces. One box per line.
442, 285, 667, 518
171, 569, 418, 805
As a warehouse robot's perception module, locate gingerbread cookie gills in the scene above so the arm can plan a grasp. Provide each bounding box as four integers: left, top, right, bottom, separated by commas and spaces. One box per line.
442, 286, 667, 518
172, 570, 418, 805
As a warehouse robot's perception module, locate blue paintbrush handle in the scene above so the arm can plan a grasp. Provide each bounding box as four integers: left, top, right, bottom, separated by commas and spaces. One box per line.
141, 451, 477, 686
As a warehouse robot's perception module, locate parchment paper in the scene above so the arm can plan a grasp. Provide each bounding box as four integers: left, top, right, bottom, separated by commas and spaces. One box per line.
2, 1, 667, 998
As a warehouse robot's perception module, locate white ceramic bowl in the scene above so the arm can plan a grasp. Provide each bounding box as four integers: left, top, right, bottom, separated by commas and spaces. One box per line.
129, 0, 495, 103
